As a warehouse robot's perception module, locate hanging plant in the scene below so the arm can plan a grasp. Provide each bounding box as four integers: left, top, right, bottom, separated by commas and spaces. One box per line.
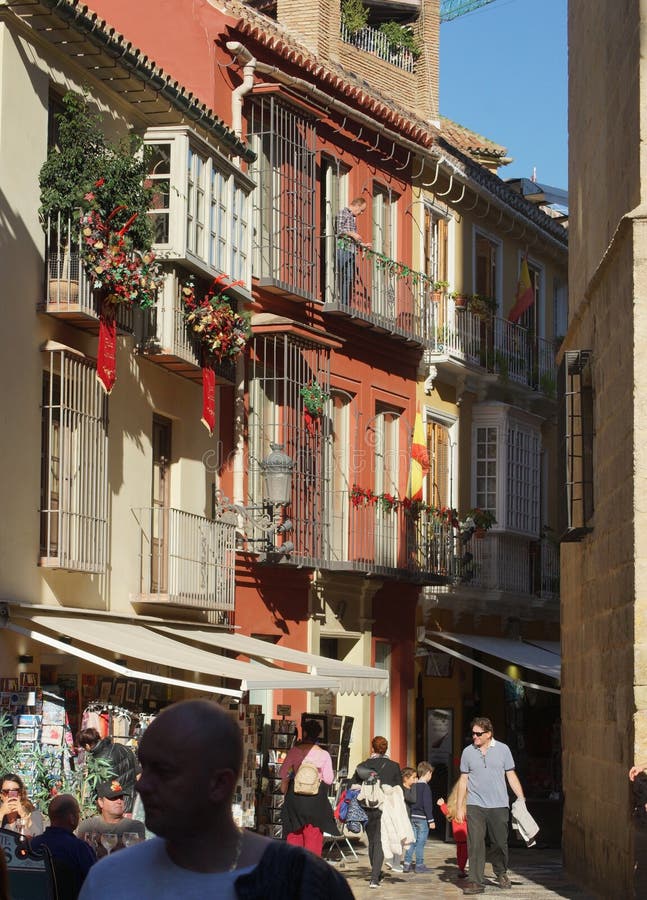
300, 380, 330, 435
181, 275, 250, 435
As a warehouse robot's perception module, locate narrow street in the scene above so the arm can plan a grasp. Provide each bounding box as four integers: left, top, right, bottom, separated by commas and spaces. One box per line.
329, 838, 597, 899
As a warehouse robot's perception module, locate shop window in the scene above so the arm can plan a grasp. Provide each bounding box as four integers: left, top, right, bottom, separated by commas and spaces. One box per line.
39, 346, 108, 572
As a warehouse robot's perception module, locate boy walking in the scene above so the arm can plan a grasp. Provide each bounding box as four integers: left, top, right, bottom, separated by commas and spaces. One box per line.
403, 762, 435, 873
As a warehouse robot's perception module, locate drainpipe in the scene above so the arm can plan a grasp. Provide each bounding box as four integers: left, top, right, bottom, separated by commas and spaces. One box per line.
225, 41, 256, 506
226, 41, 257, 140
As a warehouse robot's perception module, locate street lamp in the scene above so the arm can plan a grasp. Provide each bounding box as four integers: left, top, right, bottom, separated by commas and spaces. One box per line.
214, 443, 295, 557
261, 442, 294, 507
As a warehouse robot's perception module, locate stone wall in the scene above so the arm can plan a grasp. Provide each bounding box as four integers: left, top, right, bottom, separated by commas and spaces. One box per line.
564, 1, 645, 894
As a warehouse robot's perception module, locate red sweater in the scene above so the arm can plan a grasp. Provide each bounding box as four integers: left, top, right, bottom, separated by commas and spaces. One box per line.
438, 802, 467, 843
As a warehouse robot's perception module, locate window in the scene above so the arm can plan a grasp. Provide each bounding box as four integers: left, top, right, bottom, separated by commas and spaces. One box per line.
474, 233, 499, 309
472, 405, 542, 536
518, 260, 543, 336
324, 390, 352, 561
247, 333, 331, 560
426, 420, 451, 507
558, 350, 593, 540
372, 186, 398, 318
321, 157, 349, 302
248, 96, 317, 298
475, 426, 498, 519
145, 129, 252, 285
150, 416, 172, 593
553, 277, 568, 340
40, 346, 108, 572
424, 206, 448, 284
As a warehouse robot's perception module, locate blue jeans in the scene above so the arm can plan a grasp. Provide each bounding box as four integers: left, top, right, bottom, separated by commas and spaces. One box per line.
404, 817, 429, 866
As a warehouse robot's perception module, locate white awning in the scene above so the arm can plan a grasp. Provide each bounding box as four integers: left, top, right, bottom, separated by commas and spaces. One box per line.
419, 629, 560, 695
154, 626, 389, 696
11, 615, 345, 695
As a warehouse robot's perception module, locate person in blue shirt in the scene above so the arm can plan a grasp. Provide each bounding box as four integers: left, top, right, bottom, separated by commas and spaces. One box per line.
455, 717, 526, 895
31, 794, 96, 899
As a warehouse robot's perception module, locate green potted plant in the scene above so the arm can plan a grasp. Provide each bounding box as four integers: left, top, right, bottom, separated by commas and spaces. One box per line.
450, 290, 469, 310
378, 21, 421, 59
431, 280, 449, 302
341, 0, 368, 35
469, 294, 498, 319
462, 507, 497, 538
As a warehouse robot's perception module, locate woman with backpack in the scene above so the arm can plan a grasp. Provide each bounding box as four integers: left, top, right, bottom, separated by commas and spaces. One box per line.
353, 736, 406, 889
279, 719, 336, 856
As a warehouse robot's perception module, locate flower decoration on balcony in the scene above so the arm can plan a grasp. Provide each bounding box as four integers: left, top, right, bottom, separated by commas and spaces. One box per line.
349, 485, 459, 524
181, 274, 250, 436
300, 380, 330, 436
461, 507, 497, 541
80, 205, 163, 309
337, 236, 433, 289
182, 277, 250, 363
468, 294, 498, 320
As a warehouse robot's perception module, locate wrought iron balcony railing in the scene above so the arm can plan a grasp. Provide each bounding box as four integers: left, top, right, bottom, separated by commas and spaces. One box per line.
340, 22, 417, 73
43, 212, 134, 333
132, 507, 236, 621
427, 293, 556, 395
320, 491, 455, 583
322, 237, 432, 346
456, 531, 559, 600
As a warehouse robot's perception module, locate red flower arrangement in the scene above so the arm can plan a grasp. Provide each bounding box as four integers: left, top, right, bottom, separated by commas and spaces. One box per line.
349, 485, 459, 524
182, 277, 250, 363
80, 198, 163, 309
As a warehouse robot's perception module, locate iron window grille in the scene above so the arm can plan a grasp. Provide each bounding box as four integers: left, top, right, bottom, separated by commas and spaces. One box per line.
40, 346, 108, 572
558, 349, 593, 541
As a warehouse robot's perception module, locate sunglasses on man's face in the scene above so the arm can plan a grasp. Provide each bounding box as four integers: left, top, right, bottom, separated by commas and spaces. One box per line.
472, 731, 488, 737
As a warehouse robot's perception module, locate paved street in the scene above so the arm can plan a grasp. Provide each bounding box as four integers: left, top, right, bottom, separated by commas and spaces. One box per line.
326, 837, 598, 899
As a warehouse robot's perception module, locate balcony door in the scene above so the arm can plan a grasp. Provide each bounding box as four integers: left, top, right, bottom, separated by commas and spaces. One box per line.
321, 157, 349, 303
372, 186, 397, 319
324, 391, 351, 562
151, 416, 172, 593
374, 406, 399, 567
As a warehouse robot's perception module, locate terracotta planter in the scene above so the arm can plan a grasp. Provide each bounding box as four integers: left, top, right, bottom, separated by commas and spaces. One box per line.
453, 294, 468, 309
474, 527, 486, 539
431, 291, 443, 303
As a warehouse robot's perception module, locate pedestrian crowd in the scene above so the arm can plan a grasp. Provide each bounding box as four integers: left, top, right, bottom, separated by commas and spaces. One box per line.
0, 704, 539, 899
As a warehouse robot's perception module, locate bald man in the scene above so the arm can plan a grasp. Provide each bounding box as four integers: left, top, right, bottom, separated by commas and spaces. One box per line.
78, 699, 353, 900
31, 794, 96, 899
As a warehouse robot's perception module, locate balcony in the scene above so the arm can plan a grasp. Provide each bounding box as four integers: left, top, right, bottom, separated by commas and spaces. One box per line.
132, 507, 236, 623
41, 212, 134, 334
457, 531, 559, 602
321, 238, 431, 347
318, 492, 455, 583
136, 278, 235, 385
427, 293, 556, 396
340, 22, 417, 73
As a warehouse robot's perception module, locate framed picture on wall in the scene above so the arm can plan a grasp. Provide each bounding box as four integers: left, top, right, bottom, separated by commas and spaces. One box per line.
126, 681, 138, 704
139, 683, 150, 703
99, 679, 113, 702
426, 707, 453, 761
425, 651, 453, 678
113, 680, 126, 706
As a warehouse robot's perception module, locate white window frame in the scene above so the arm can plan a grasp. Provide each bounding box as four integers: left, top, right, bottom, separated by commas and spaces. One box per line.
144, 127, 254, 290
471, 403, 542, 537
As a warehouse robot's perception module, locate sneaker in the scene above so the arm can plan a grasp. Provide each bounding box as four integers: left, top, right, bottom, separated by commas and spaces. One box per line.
497, 873, 512, 889
462, 883, 485, 895
369, 882, 379, 889
416, 864, 428, 873
402, 864, 411, 873
390, 866, 404, 873
458, 870, 469, 879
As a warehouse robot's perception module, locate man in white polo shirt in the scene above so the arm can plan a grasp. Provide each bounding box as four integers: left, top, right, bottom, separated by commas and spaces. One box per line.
455, 717, 525, 894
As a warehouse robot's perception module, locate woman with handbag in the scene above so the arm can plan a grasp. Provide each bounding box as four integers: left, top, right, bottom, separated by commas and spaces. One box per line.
279, 720, 336, 856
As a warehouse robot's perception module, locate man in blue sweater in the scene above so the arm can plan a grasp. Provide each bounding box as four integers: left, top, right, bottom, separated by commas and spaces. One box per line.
403, 762, 435, 873
31, 794, 96, 899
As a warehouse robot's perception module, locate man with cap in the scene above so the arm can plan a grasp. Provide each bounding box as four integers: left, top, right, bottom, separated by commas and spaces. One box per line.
78, 699, 354, 899
77, 780, 146, 850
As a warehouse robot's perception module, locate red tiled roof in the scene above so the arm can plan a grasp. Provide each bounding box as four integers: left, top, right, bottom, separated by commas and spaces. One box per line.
439, 117, 509, 164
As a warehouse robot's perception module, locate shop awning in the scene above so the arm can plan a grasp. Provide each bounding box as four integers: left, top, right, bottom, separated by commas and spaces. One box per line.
419, 629, 560, 695
154, 626, 389, 696
9, 615, 345, 697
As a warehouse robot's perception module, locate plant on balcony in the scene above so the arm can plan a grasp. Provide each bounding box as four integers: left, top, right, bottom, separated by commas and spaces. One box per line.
450, 291, 469, 309
182, 275, 251, 435
540, 371, 556, 398
341, 0, 368, 34
350, 484, 377, 508
300, 379, 330, 435
461, 507, 497, 540
469, 294, 498, 319
431, 280, 449, 302
378, 492, 399, 512
378, 21, 421, 58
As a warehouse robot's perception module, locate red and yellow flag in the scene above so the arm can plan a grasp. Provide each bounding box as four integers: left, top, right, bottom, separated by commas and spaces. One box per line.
408, 411, 430, 501
508, 256, 534, 324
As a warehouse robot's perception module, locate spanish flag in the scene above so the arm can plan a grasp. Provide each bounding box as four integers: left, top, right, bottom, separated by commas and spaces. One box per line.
508, 256, 534, 324
408, 411, 430, 501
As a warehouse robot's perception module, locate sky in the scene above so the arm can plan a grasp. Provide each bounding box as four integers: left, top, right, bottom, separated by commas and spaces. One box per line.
439, 0, 568, 190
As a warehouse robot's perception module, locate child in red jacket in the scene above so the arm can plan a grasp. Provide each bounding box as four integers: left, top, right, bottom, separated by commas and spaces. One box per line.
437, 783, 468, 879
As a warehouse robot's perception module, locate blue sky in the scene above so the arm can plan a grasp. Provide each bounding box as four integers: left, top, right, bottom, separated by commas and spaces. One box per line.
439, 0, 568, 190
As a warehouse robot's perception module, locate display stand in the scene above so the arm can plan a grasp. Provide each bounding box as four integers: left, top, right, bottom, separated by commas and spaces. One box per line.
229, 703, 264, 829
256, 710, 297, 838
